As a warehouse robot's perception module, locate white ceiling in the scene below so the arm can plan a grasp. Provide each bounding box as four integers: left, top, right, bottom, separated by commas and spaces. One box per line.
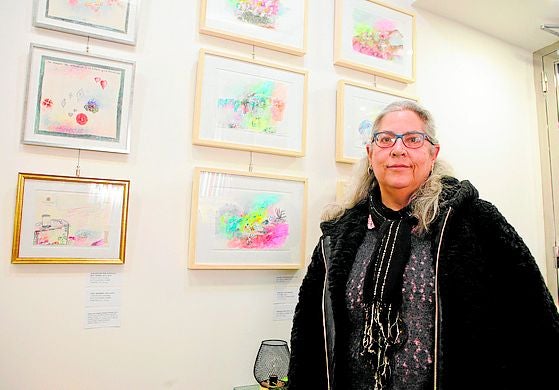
412, 0, 559, 52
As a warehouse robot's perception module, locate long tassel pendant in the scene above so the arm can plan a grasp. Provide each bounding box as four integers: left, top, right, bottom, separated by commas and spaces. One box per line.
362, 302, 403, 389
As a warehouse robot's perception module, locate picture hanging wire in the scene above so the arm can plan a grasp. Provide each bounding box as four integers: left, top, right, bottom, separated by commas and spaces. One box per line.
75, 149, 81, 177
86, 36, 90, 53
252, 44, 256, 60
249, 152, 254, 172
372, 74, 377, 88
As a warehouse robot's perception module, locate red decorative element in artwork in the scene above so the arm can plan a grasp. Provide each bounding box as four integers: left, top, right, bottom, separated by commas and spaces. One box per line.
76, 113, 88, 125
41, 98, 53, 108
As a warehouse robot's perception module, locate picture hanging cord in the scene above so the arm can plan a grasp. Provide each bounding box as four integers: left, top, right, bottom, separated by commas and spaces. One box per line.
252, 45, 255, 60
249, 152, 254, 172
373, 74, 377, 88
76, 149, 81, 177
86, 36, 90, 53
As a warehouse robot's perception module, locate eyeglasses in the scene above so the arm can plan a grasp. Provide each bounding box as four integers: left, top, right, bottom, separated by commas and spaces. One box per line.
372, 131, 437, 149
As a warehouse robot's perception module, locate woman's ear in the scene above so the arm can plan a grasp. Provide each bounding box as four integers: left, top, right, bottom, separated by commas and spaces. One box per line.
431, 144, 440, 160
366, 142, 374, 163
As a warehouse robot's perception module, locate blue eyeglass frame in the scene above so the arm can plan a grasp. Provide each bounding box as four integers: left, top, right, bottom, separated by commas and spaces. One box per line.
372, 131, 437, 148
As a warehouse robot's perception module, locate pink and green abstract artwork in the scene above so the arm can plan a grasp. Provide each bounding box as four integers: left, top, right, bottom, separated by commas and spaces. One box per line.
46, 0, 130, 33
216, 194, 289, 249
352, 11, 404, 61
217, 80, 287, 134
227, 0, 284, 29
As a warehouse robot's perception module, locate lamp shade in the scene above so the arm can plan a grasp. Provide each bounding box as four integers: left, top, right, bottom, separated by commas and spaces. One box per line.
253, 339, 290, 388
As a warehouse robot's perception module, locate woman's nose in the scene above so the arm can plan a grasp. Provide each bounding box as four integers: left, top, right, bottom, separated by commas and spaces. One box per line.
390, 138, 407, 155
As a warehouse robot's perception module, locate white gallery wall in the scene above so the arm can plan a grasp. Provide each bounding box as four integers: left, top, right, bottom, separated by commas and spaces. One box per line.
0, 1, 546, 389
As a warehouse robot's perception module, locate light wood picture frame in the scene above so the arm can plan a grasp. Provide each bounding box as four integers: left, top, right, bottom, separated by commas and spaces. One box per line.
199, 0, 308, 56
188, 167, 307, 269
336, 79, 417, 163
12, 173, 130, 264
193, 49, 307, 157
22, 44, 135, 154
33, 0, 141, 45
334, 0, 416, 83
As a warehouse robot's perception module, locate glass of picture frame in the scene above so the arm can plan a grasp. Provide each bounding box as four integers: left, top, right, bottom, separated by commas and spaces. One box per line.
200, 0, 307, 55
188, 167, 307, 269
33, 0, 141, 45
193, 49, 307, 157
21, 44, 135, 154
12, 173, 130, 264
334, 0, 416, 83
336, 79, 417, 163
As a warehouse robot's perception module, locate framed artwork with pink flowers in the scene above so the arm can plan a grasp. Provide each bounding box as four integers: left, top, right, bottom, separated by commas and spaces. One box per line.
200, 0, 307, 56
22, 44, 135, 154
188, 167, 307, 269
334, 0, 415, 83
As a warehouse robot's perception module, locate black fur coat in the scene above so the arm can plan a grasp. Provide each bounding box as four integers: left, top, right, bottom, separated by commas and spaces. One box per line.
288, 177, 559, 390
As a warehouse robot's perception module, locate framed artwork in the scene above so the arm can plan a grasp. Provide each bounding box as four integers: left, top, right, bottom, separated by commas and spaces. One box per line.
188, 167, 307, 269
200, 0, 307, 56
22, 44, 135, 154
334, 0, 416, 83
12, 173, 130, 264
336, 80, 417, 163
33, 0, 140, 45
193, 49, 307, 157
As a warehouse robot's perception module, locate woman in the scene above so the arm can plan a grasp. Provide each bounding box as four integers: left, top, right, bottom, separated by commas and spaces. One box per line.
288, 101, 559, 390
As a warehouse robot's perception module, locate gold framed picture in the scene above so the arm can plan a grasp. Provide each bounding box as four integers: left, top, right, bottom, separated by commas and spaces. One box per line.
12, 173, 130, 264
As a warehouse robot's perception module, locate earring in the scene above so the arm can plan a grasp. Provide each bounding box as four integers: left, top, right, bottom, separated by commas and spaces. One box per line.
368, 166, 373, 175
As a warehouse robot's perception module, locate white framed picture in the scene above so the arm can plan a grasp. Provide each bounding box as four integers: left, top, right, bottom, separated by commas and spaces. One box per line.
336, 79, 417, 163
334, 0, 416, 83
22, 44, 135, 154
188, 167, 307, 269
193, 49, 307, 157
200, 0, 307, 55
33, 0, 140, 45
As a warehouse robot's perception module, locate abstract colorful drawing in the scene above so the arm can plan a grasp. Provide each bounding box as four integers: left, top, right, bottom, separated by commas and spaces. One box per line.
352, 9, 403, 61
189, 168, 306, 269
227, 0, 283, 29
35, 56, 125, 140
216, 194, 289, 249
46, 0, 131, 33
32, 190, 112, 247
217, 81, 287, 134
357, 119, 373, 146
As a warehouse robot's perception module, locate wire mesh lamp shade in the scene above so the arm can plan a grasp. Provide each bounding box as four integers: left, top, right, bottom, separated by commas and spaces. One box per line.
253, 339, 290, 388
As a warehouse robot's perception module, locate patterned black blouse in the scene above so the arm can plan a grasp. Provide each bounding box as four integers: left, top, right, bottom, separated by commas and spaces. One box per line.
345, 229, 435, 389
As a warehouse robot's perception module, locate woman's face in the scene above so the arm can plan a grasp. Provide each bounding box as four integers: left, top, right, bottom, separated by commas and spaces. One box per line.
366, 110, 440, 204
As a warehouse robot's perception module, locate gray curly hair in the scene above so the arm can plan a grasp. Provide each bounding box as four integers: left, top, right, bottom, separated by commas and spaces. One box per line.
323, 100, 451, 234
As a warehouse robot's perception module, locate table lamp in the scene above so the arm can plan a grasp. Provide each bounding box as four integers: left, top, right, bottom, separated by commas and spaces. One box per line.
253, 339, 290, 388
